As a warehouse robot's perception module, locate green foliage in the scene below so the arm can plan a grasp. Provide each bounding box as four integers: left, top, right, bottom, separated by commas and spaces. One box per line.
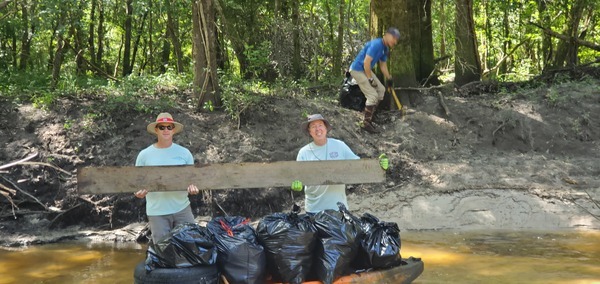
244, 41, 272, 78
219, 74, 270, 125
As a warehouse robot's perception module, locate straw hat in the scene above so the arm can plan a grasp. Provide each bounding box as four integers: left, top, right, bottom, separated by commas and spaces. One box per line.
146, 113, 183, 135
301, 114, 332, 136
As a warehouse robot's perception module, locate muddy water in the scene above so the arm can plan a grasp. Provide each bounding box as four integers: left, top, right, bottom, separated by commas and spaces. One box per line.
0, 230, 598, 284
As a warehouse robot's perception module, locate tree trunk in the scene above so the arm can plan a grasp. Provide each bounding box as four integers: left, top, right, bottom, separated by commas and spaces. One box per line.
500, 2, 510, 74
131, 11, 148, 75
165, 0, 184, 73
412, 0, 437, 85
96, 0, 105, 70
18, 0, 31, 70
147, 0, 154, 73
51, 10, 68, 90
192, 0, 220, 111
371, 0, 418, 110
439, 0, 447, 57
72, 2, 86, 75
291, 0, 301, 79
88, 0, 96, 67
122, 0, 133, 76
332, 0, 345, 76
551, 0, 585, 67
536, 0, 552, 70
454, 0, 481, 86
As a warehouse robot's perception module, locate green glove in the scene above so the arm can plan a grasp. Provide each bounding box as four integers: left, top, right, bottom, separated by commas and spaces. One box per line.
291, 180, 303, 191
379, 154, 389, 170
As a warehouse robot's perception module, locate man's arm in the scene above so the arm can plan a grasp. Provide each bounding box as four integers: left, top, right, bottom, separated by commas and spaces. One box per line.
379, 61, 392, 80
363, 55, 374, 79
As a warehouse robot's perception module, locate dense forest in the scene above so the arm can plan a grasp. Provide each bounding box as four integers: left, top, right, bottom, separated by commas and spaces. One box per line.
1, 0, 598, 109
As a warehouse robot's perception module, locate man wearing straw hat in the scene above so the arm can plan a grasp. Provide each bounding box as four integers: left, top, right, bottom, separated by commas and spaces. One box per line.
292, 114, 361, 213
134, 112, 200, 244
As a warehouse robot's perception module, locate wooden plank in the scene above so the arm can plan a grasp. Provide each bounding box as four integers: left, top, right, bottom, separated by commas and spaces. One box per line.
77, 159, 385, 194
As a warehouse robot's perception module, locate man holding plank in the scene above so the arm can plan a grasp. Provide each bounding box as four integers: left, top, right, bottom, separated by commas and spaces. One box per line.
134, 112, 200, 244
293, 114, 389, 214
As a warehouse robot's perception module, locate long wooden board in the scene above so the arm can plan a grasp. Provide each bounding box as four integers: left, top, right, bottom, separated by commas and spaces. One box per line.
77, 159, 385, 194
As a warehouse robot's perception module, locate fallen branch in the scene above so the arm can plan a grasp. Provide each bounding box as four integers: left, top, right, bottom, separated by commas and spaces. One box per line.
492, 121, 507, 136
0, 175, 49, 211
395, 85, 449, 92
436, 91, 451, 117
18, 161, 72, 176
0, 152, 38, 170
0, 182, 18, 218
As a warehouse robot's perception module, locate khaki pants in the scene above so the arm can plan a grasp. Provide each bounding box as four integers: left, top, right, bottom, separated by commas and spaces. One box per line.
350, 70, 385, 106
148, 205, 195, 244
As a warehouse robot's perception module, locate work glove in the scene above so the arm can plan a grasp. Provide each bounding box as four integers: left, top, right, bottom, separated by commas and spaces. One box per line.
368, 78, 377, 88
386, 77, 394, 88
291, 180, 304, 191
379, 153, 389, 170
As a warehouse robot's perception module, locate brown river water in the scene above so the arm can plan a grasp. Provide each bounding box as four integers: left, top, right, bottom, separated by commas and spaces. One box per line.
0, 230, 598, 284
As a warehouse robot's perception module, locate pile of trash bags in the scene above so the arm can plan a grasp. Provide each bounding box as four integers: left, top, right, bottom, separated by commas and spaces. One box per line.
339, 71, 366, 112
143, 203, 402, 284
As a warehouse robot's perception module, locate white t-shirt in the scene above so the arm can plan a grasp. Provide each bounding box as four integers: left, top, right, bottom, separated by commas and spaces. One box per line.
296, 138, 360, 213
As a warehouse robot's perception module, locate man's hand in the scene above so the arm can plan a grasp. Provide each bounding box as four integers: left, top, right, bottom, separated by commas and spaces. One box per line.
386, 77, 394, 88
134, 189, 148, 198
368, 78, 377, 88
379, 154, 389, 170
188, 184, 200, 195
291, 180, 304, 191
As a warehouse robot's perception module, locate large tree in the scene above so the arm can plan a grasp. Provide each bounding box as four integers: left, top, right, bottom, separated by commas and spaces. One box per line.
371, 0, 418, 109
192, 0, 220, 111
454, 0, 482, 86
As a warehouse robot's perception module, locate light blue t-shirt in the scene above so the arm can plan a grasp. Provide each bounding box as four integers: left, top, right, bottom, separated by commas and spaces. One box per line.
296, 138, 360, 213
349, 38, 389, 72
135, 143, 194, 216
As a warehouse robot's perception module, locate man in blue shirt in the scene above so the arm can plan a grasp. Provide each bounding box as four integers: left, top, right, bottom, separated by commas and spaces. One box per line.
349, 27, 400, 133
134, 113, 200, 244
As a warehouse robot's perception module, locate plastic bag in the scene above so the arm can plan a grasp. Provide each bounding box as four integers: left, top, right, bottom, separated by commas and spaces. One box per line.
353, 213, 402, 270
144, 222, 217, 272
339, 71, 366, 111
256, 204, 318, 284
207, 216, 266, 284
313, 202, 365, 284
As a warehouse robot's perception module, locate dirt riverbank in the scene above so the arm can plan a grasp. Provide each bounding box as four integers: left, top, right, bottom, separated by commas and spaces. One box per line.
1, 71, 599, 247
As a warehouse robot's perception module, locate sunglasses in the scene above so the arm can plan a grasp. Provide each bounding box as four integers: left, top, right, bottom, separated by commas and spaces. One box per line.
156, 125, 175, 130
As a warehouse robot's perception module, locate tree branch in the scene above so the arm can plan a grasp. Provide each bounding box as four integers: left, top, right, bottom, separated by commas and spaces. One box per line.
529, 22, 600, 52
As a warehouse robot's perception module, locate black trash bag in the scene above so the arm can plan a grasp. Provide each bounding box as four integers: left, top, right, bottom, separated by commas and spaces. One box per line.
207, 216, 266, 284
313, 202, 365, 284
339, 71, 366, 111
256, 204, 318, 284
353, 213, 402, 270
144, 222, 217, 272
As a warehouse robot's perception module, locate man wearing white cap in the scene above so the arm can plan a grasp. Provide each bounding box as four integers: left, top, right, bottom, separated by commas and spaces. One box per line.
134, 112, 200, 244
349, 27, 401, 133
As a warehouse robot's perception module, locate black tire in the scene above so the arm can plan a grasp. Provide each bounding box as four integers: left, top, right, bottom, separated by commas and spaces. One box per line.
133, 262, 219, 284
